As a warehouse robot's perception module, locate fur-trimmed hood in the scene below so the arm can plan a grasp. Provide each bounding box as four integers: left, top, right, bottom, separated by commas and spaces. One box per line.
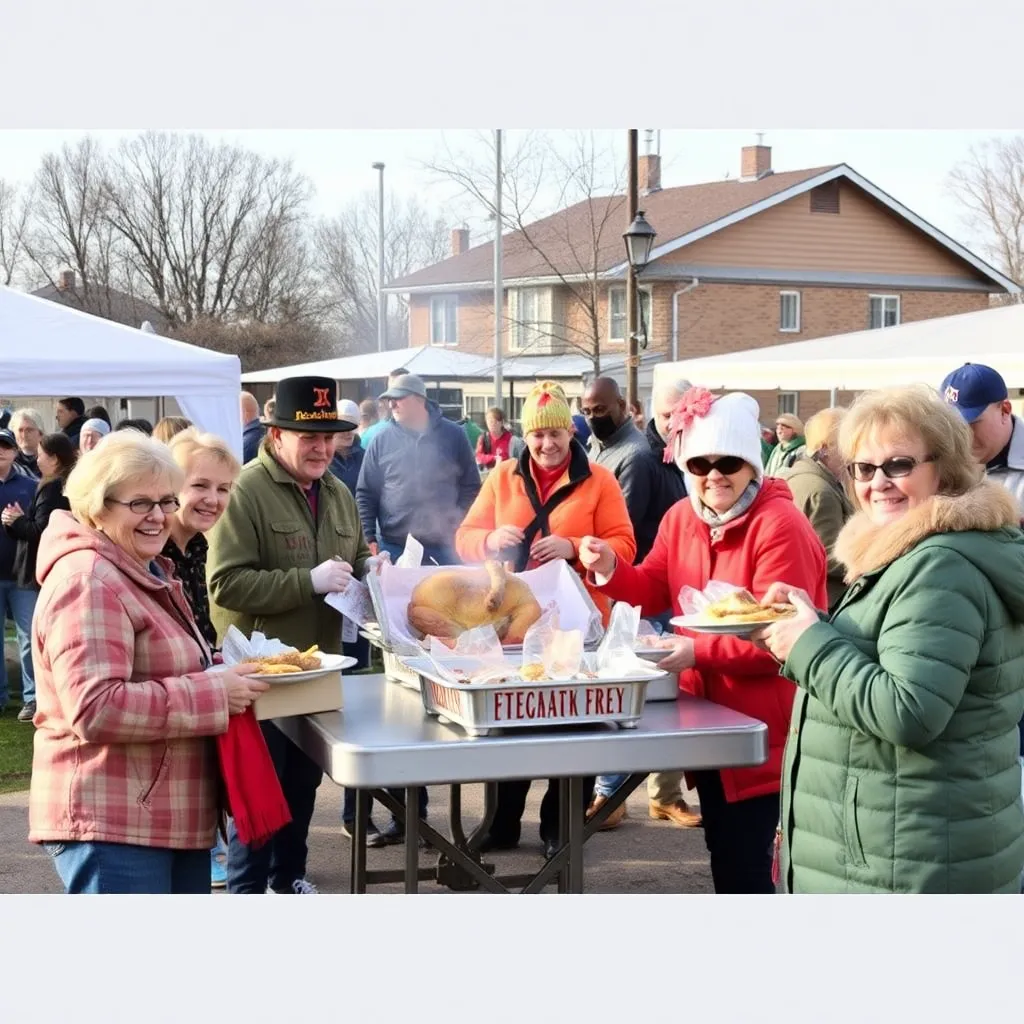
835, 480, 1024, 584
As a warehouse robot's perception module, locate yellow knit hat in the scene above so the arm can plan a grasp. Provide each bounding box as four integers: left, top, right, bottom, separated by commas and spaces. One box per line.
521, 380, 573, 435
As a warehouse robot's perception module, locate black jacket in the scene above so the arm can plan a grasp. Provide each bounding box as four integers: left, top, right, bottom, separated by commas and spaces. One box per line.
6, 478, 70, 587
644, 419, 687, 504
62, 415, 87, 450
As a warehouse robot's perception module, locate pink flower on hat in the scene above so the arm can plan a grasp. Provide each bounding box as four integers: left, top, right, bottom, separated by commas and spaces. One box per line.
663, 387, 716, 464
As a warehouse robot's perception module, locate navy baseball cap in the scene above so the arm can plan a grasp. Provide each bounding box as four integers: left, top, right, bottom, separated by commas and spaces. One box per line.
0, 428, 16, 449
940, 363, 1008, 423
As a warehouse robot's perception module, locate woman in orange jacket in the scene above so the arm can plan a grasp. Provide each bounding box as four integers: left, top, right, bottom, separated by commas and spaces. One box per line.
455, 381, 635, 860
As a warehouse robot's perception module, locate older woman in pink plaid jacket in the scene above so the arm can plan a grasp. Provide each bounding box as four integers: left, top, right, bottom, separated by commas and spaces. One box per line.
28, 431, 266, 894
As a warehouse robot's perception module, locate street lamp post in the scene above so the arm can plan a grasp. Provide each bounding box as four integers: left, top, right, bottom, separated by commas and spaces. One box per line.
623, 207, 657, 408
372, 161, 386, 353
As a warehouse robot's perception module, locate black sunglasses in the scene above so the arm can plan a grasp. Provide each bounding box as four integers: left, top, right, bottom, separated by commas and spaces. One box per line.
686, 455, 748, 477
846, 455, 936, 483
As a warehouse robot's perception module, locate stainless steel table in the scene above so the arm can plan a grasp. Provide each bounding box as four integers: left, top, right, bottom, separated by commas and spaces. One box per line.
275, 674, 768, 894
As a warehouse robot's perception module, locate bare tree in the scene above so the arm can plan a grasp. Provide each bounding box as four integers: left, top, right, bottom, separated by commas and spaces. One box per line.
0, 179, 30, 287
314, 191, 449, 352
21, 137, 135, 317
101, 132, 317, 326
172, 316, 340, 373
426, 130, 626, 372
948, 137, 1024, 302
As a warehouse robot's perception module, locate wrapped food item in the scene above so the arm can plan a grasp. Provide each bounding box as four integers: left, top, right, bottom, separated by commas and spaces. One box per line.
678, 582, 795, 624
521, 607, 584, 681
407, 560, 543, 644
594, 602, 664, 678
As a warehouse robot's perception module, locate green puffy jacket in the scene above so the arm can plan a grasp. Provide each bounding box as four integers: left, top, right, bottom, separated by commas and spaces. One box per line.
780, 482, 1024, 893
207, 446, 370, 655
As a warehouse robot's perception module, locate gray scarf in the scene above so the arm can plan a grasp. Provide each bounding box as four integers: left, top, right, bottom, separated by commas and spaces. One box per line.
690, 480, 761, 529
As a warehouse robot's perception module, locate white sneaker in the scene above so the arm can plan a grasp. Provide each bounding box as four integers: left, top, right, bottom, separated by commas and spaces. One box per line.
289, 878, 319, 894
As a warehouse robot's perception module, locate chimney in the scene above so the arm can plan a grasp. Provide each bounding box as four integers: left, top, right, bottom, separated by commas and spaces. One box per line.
451, 227, 470, 256
639, 154, 662, 195
740, 144, 773, 180
58, 269, 76, 291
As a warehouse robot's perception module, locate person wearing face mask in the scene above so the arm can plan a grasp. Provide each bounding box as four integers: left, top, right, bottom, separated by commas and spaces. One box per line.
164, 428, 242, 889
207, 376, 386, 893
579, 388, 827, 893
581, 377, 664, 563
758, 385, 1024, 893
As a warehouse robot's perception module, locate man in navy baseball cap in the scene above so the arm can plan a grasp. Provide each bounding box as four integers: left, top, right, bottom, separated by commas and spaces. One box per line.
940, 362, 1014, 466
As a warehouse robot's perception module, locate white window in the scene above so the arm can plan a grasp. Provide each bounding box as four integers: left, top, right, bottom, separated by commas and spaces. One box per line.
778, 392, 799, 417
869, 294, 900, 329
509, 287, 553, 352
779, 291, 801, 332
608, 286, 653, 343
430, 295, 458, 345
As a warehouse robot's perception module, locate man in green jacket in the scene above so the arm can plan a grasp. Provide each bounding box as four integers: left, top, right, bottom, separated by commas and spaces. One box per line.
208, 375, 376, 895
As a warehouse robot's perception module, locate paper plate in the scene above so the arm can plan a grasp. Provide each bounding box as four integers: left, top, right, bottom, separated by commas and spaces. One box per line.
214, 653, 356, 684
669, 615, 777, 637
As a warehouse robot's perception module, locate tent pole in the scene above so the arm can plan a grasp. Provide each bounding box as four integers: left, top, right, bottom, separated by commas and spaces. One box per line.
829, 387, 838, 408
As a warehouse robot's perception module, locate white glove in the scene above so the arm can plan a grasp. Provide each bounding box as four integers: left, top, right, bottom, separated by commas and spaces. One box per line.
311, 558, 354, 594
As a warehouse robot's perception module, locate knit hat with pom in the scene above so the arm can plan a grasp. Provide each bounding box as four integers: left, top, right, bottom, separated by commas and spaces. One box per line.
521, 381, 573, 435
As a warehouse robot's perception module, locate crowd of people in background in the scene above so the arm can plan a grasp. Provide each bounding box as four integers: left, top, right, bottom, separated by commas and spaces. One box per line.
6, 356, 1024, 895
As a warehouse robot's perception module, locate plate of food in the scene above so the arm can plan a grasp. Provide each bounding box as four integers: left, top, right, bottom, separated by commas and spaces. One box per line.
670, 590, 796, 636
218, 646, 356, 683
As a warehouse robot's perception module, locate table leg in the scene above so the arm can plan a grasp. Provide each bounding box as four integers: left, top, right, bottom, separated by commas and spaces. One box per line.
557, 777, 570, 894
351, 788, 369, 894
405, 786, 421, 894
567, 776, 585, 894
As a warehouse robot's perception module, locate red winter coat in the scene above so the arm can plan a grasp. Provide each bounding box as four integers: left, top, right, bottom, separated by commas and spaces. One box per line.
596, 479, 827, 803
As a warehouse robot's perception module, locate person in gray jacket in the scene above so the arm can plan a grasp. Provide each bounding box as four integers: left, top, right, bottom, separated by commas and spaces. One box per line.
356, 374, 480, 566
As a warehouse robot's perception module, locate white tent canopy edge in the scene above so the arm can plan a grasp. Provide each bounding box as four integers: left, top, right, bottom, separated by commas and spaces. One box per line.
653, 302, 1024, 394
0, 286, 243, 459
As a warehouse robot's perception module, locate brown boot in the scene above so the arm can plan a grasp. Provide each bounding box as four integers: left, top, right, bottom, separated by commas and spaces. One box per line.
587, 794, 628, 831
649, 799, 702, 828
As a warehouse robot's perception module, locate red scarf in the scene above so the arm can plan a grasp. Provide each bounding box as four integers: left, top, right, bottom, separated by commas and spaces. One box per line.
216, 710, 292, 847
530, 455, 570, 504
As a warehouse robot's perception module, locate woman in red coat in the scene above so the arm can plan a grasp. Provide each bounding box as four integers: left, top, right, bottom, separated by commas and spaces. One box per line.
580, 388, 827, 893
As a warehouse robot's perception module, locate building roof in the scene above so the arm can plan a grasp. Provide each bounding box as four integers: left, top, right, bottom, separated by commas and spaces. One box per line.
31, 281, 170, 330
386, 164, 1018, 295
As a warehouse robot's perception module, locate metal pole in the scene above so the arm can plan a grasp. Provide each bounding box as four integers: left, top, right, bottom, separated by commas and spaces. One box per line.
626, 130, 639, 408
494, 130, 504, 410
373, 161, 386, 353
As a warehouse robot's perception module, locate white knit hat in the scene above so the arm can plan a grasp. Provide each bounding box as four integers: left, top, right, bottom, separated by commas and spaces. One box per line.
673, 391, 764, 483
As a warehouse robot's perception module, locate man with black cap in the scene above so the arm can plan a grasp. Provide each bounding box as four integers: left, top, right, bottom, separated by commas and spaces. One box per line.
356, 372, 480, 567
0, 428, 38, 716
207, 375, 384, 893
942, 361, 1024, 884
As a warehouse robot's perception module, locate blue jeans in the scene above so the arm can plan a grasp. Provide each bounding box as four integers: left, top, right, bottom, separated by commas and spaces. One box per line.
44, 840, 210, 894
227, 719, 323, 893
0, 580, 36, 706
595, 774, 628, 799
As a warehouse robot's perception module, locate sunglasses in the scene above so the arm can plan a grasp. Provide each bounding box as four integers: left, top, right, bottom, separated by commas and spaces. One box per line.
846, 455, 936, 483
686, 455, 748, 477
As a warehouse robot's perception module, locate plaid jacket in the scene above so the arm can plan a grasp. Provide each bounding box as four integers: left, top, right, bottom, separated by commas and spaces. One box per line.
29, 511, 230, 850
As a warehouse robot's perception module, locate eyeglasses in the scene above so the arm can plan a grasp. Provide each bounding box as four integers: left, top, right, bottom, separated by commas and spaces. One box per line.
685, 455, 748, 477
105, 497, 181, 515
846, 456, 936, 483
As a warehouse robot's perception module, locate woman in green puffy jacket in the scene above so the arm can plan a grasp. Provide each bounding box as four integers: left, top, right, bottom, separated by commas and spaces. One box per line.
757, 384, 1024, 893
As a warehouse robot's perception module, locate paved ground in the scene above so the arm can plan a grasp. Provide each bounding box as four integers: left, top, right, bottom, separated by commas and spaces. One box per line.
0, 777, 714, 894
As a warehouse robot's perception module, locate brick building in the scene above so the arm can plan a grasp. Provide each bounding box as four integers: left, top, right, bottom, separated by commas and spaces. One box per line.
386, 144, 1016, 422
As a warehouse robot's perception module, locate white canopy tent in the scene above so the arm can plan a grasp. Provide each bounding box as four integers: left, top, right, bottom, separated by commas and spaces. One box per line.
0, 286, 243, 458
653, 303, 1024, 394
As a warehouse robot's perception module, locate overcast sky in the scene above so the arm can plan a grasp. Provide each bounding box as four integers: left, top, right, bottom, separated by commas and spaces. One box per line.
0, 129, 1013, 256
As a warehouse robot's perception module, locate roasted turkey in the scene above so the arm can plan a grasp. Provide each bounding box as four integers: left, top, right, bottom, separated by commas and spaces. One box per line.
407, 561, 543, 644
